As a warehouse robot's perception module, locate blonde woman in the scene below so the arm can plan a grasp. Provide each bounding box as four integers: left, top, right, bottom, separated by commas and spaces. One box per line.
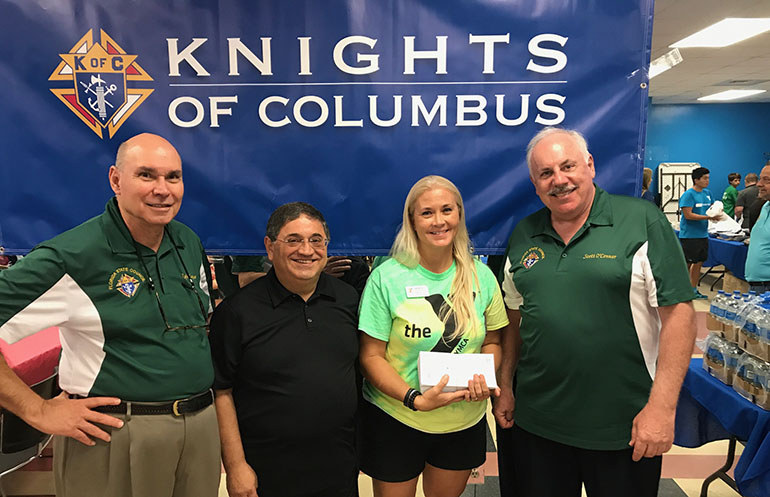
358, 175, 509, 497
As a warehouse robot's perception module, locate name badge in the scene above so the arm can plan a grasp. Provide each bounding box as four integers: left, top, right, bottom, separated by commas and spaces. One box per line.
406, 285, 429, 298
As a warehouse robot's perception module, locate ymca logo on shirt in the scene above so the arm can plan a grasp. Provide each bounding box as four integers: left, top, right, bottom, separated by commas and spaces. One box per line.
695, 193, 713, 208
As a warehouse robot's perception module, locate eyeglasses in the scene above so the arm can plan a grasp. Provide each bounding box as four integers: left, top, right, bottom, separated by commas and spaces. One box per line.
134, 228, 209, 334
273, 236, 329, 249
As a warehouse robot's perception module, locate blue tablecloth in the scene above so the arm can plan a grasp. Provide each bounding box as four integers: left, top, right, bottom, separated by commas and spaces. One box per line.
703, 236, 748, 281
675, 358, 770, 497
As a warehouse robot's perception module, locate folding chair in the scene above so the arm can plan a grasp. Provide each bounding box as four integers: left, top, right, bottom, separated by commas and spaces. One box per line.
0, 373, 58, 497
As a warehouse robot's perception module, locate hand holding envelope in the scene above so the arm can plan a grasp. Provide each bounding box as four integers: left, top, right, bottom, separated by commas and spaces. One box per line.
417, 351, 500, 405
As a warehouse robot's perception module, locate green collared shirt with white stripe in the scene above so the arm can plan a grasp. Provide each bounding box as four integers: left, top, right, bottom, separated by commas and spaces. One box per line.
0, 198, 214, 401
502, 186, 693, 450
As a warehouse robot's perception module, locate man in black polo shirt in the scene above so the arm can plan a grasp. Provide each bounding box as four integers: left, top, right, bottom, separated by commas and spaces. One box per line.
209, 202, 359, 497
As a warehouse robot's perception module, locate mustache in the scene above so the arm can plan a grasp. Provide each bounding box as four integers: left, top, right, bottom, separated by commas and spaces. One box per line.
548, 185, 578, 196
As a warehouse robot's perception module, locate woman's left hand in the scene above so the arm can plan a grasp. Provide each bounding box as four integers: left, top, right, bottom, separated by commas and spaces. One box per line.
465, 374, 500, 402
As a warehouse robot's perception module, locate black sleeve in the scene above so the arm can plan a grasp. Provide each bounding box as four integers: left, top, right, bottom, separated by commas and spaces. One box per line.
208, 300, 244, 390
340, 256, 371, 297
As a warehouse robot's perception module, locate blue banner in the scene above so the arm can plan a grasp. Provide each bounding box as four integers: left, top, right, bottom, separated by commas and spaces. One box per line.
0, 0, 653, 255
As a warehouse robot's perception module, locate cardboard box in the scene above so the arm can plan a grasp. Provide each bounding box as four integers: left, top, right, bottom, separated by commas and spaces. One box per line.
740, 330, 762, 357
703, 353, 728, 384
723, 271, 749, 294
705, 313, 723, 332
417, 351, 498, 393
723, 324, 740, 343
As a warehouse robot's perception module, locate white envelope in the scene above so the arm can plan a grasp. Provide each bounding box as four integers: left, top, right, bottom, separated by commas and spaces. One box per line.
417, 351, 498, 393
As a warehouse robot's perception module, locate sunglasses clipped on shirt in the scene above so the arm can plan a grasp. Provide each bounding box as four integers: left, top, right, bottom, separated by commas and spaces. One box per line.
133, 227, 209, 334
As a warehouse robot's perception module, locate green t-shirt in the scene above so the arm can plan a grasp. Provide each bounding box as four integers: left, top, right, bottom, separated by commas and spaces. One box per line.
359, 258, 508, 433
722, 185, 738, 217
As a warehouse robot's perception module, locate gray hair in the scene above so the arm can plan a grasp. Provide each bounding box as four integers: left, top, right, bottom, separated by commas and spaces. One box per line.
526, 127, 590, 175
265, 202, 330, 240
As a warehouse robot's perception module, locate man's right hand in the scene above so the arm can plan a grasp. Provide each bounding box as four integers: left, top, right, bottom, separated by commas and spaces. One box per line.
225, 461, 259, 497
413, 375, 467, 411
492, 386, 515, 428
26, 392, 124, 446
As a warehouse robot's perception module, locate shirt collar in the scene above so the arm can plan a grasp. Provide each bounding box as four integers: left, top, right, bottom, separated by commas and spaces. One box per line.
532, 184, 614, 238
266, 267, 337, 308
101, 197, 184, 256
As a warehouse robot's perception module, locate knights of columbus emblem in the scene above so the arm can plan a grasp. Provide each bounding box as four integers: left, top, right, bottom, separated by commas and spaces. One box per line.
116, 274, 141, 298
522, 253, 539, 269
49, 29, 153, 139
520, 247, 545, 269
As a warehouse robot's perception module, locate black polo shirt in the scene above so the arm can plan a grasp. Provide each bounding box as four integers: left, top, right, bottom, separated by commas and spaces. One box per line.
209, 268, 359, 496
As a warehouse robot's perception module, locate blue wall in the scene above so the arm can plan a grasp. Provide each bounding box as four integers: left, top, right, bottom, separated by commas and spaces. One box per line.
645, 103, 770, 198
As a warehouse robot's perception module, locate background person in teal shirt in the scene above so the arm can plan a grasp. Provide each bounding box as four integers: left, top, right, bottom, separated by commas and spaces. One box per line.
745, 165, 770, 293
678, 167, 719, 299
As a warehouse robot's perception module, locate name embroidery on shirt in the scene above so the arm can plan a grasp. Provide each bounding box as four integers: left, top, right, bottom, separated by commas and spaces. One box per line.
582, 253, 617, 260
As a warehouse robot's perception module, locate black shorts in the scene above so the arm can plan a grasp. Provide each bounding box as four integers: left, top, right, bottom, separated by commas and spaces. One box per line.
359, 400, 486, 482
680, 238, 708, 263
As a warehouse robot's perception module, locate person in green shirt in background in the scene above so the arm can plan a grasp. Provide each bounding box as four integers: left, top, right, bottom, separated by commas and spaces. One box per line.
722, 172, 741, 218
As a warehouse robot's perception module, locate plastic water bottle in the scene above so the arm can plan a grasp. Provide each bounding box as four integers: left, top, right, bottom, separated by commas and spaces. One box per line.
734, 354, 759, 401
755, 361, 770, 410
724, 295, 740, 324
758, 304, 770, 361
724, 342, 743, 386
746, 302, 763, 344
710, 290, 726, 323
736, 298, 753, 331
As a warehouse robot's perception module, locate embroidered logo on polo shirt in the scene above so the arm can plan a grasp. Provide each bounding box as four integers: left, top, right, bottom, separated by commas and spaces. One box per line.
520, 247, 545, 269
108, 267, 146, 298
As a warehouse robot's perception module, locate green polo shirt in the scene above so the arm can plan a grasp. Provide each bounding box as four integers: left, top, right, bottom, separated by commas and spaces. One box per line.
0, 198, 214, 401
501, 186, 693, 450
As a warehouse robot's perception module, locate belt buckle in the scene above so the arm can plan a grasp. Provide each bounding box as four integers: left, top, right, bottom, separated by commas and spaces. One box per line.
172, 399, 182, 416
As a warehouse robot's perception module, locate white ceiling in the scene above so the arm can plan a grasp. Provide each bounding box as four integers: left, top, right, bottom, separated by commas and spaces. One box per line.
650, 0, 770, 103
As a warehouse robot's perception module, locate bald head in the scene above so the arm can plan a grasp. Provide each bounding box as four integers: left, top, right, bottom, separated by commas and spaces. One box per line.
108, 133, 185, 248
115, 133, 181, 171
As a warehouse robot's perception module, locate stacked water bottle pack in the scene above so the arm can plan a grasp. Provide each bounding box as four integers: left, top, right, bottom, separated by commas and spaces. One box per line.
706, 290, 770, 410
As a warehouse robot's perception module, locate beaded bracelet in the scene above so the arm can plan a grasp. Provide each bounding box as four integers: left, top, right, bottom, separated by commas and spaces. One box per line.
403, 388, 422, 411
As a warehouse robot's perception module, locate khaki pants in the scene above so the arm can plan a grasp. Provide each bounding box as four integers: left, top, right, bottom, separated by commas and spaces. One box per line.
54, 403, 220, 497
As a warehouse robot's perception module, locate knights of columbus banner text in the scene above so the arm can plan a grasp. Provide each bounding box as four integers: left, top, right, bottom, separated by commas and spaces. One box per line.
0, 0, 653, 254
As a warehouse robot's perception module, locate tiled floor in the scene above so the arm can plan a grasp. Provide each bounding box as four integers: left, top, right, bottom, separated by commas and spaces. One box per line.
1, 271, 748, 497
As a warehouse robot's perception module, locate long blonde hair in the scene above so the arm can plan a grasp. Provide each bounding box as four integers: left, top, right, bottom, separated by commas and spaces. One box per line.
390, 175, 480, 341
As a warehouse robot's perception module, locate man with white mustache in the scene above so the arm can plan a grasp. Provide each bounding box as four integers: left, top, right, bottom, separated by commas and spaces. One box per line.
494, 127, 696, 497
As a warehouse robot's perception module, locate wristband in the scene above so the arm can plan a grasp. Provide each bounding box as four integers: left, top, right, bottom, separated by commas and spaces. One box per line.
403, 388, 421, 411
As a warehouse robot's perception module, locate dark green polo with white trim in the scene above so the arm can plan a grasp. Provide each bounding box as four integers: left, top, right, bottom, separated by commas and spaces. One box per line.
0, 198, 214, 401
501, 186, 693, 450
